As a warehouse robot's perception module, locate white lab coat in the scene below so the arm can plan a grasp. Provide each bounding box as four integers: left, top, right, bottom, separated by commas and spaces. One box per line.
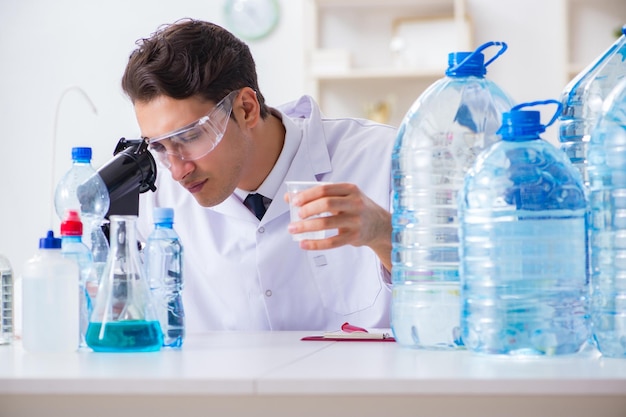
137, 95, 397, 333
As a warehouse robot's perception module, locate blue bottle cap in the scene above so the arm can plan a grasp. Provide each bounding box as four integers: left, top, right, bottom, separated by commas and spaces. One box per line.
499, 110, 543, 140
71, 147, 92, 163
498, 100, 562, 141
153, 207, 174, 224
445, 41, 508, 78
446, 51, 486, 77
39, 230, 62, 249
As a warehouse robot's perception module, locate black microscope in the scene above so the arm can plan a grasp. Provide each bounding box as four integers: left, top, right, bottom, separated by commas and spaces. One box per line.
97, 137, 157, 217
81, 137, 157, 240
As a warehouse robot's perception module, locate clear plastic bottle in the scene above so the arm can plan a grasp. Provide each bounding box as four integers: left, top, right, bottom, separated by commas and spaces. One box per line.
54, 146, 110, 274
60, 209, 96, 348
391, 41, 515, 349
558, 25, 626, 186
588, 78, 626, 358
144, 207, 185, 348
86, 215, 162, 352
459, 100, 589, 356
21, 231, 79, 353
0, 254, 13, 345
90, 219, 109, 295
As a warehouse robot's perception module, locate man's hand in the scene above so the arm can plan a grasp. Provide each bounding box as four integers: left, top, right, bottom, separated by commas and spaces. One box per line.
284, 182, 392, 271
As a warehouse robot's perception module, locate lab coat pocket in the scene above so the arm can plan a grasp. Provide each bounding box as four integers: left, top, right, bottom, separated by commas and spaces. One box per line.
307, 247, 382, 316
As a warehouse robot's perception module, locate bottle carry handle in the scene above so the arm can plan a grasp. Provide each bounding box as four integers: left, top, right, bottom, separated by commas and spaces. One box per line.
448, 41, 508, 73
512, 99, 563, 130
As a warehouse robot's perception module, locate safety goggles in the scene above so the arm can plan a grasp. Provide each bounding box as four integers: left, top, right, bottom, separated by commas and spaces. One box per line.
146, 89, 240, 168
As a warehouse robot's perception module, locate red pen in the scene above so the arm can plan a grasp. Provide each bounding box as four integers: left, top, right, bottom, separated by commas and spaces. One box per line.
341, 322, 368, 333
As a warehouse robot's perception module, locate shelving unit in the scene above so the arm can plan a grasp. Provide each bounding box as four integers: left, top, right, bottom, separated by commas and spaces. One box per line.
303, 0, 472, 126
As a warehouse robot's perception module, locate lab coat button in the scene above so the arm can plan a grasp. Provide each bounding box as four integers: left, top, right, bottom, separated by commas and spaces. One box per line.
265, 289, 272, 297
258, 227, 265, 233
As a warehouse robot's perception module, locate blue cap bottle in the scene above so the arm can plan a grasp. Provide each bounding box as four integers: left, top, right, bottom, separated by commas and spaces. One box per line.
459, 100, 589, 355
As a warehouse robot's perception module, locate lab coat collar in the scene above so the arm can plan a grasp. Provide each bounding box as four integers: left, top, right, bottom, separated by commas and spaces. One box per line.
278, 95, 332, 181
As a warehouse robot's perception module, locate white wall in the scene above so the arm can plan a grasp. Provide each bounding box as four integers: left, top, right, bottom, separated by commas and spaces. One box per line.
0, 0, 604, 278
467, 0, 568, 104
0, 0, 305, 277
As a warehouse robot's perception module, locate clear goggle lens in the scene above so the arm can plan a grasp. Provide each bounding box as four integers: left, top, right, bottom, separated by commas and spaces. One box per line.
147, 90, 240, 168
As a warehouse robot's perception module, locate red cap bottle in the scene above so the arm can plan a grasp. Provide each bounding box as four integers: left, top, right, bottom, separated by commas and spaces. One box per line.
60, 210, 83, 236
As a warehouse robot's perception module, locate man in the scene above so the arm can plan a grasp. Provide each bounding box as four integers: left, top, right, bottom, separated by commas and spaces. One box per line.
122, 19, 396, 332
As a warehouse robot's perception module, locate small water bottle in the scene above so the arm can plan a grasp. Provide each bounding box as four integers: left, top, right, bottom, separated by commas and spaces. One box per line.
54, 146, 110, 271
90, 219, 109, 293
60, 209, 96, 348
391, 41, 515, 349
21, 231, 79, 353
588, 78, 626, 358
558, 25, 626, 186
459, 100, 589, 356
144, 207, 185, 348
0, 254, 14, 345
87, 215, 162, 352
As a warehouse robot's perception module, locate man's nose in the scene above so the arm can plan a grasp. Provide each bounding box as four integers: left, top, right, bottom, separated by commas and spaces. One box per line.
168, 155, 194, 181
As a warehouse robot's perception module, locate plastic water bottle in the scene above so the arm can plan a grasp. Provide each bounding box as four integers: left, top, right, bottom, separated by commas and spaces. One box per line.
60, 209, 96, 348
391, 41, 515, 349
0, 254, 13, 345
54, 146, 110, 273
21, 231, 79, 353
144, 207, 185, 348
459, 100, 589, 356
588, 78, 626, 358
90, 219, 109, 293
558, 25, 626, 186
87, 215, 162, 352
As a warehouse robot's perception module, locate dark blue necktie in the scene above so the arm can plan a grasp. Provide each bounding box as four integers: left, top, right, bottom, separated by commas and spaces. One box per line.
244, 193, 267, 220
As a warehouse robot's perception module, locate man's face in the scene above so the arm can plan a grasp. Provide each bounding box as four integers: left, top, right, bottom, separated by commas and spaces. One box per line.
135, 94, 249, 207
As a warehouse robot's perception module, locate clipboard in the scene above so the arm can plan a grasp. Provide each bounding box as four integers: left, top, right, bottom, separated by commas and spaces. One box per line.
301, 322, 396, 342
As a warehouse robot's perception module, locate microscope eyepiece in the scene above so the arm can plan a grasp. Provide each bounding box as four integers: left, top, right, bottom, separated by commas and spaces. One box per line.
94, 137, 157, 217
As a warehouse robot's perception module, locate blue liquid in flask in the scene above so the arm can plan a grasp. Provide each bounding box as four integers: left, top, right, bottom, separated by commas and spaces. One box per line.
86, 321, 163, 352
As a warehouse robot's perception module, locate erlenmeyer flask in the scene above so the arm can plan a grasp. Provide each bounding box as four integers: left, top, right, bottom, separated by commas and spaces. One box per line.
86, 215, 162, 352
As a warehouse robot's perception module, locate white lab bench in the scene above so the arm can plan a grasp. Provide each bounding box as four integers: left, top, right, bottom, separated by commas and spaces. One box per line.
0, 331, 625, 417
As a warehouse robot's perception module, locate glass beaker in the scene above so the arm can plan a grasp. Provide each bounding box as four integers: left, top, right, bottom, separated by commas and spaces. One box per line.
86, 215, 163, 352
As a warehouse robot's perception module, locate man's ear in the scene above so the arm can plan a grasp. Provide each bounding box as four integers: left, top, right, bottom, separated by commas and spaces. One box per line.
238, 87, 260, 129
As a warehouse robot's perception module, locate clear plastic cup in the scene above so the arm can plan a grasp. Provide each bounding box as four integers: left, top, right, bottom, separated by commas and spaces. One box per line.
285, 181, 332, 241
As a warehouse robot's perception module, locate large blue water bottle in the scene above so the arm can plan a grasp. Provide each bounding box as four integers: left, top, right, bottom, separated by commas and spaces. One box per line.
391, 42, 515, 349
144, 207, 185, 348
588, 78, 626, 358
558, 25, 626, 186
459, 100, 589, 355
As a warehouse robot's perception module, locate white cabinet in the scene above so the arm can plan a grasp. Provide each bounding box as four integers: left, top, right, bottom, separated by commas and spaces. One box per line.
303, 0, 472, 126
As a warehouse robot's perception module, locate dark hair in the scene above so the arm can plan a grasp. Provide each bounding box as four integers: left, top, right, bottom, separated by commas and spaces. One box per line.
121, 18, 269, 118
